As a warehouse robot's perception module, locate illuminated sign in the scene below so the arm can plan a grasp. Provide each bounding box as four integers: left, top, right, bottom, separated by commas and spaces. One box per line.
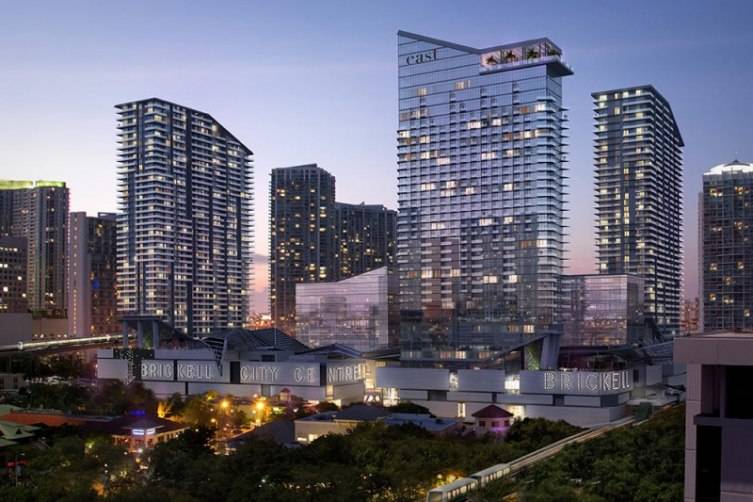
519, 370, 633, 395
240, 362, 320, 386
404, 49, 436, 66
141, 360, 174, 381
326, 361, 369, 385
177, 361, 223, 381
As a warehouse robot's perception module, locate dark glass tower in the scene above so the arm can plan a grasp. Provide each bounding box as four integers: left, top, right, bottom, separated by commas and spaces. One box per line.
0, 237, 28, 313
269, 164, 337, 336
116, 98, 253, 336
0, 180, 69, 315
702, 161, 753, 332
68, 212, 118, 337
334, 202, 396, 279
593, 86, 684, 338
396, 31, 572, 364
269, 165, 397, 336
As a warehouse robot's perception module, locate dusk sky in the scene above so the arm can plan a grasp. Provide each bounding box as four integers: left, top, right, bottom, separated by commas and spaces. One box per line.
2, 0, 752, 310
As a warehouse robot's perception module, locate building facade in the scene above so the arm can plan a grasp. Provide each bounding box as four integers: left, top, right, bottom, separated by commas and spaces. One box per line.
702, 161, 753, 333
682, 298, 701, 335
296, 267, 398, 351
0, 237, 27, 313
67, 212, 118, 337
593, 86, 684, 338
396, 31, 572, 363
116, 98, 253, 336
0, 180, 69, 315
675, 333, 753, 501
270, 164, 337, 336
561, 274, 645, 347
334, 202, 396, 279
270, 164, 396, 336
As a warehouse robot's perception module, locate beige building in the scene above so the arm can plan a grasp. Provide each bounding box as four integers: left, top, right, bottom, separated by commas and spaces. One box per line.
675, 333, 753, 501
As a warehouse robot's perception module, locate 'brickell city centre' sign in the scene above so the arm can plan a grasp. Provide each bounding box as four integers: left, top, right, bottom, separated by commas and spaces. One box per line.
520, 370, 633, 396
139, 359, 370, 387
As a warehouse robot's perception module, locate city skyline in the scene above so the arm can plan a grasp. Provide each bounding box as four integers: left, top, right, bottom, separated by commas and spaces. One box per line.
2, 1, 753, 311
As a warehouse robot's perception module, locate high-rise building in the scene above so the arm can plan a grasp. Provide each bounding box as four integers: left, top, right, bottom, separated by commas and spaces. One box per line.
593, 86, 683, 338
334, 202, 396, 279
0, 237, 28, 313
270, 164, 396, 336
701, 160, 753, 332
116, 98, 253, 336
0, 180, 69, 315
396, 31, 572, 364
296, 267, 398, 351
67, 212, 118, 337
270, 164, 337, 336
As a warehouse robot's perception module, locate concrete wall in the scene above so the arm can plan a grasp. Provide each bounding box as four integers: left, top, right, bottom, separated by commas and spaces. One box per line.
0, 313, 32, 344
376, 367, 449, 390
457, 369, 505, 392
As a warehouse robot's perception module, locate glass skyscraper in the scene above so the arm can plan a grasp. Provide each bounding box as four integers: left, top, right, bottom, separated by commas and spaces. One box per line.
593, 86, 683, 338
116, 98, 253, 336
396, 31, 572, 364
702, 160, 753, 332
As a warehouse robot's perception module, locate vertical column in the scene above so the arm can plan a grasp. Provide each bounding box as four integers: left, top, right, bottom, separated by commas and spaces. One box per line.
152, 320, 159, 349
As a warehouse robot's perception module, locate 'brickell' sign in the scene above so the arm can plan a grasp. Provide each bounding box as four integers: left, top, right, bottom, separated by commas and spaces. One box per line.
519, 370, 632, 395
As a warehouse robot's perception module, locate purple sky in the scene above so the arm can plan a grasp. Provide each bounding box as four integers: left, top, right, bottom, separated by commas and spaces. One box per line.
2, 1, 752, 312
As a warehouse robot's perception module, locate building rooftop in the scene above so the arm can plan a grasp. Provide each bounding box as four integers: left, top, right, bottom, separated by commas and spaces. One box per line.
472, 405, 514, 419
705, 160, 753, 176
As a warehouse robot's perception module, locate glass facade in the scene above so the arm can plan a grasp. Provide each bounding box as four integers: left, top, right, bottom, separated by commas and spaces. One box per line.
396, 32, 572, 361
702, 161, 753, 332
593, 86, 683, 338
295, 267, 398, 351
270, 164, 396, 336
117, 98, 253, 336
561, 274, 644, 347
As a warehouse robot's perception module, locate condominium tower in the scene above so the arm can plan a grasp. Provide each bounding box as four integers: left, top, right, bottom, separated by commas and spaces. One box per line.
701, 160, 753, 332
593, 86, 683, 338
396, 31, 572, 363
0, 237, 28, 313
67, 212, 118, 337
116, 98, 253, 336
0, 180, 69, 315
270, 164, 396, 336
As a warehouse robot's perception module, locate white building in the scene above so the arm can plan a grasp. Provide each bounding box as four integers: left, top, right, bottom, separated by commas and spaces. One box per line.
116, 98, 253, 336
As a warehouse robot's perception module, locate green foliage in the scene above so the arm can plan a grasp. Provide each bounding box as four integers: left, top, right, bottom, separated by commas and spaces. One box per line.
0, 410, 584, 501
480, 405, 686, 502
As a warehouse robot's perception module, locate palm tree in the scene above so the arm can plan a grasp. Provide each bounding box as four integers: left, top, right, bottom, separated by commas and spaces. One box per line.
504, 50, 517, 63
525, 47, 539, 60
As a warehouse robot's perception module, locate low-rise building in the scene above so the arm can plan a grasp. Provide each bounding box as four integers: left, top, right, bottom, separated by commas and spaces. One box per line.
376, 363, 682, 428
294, 404, 460, 444
97, 328, 374, 406
471, 405, 514, 436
